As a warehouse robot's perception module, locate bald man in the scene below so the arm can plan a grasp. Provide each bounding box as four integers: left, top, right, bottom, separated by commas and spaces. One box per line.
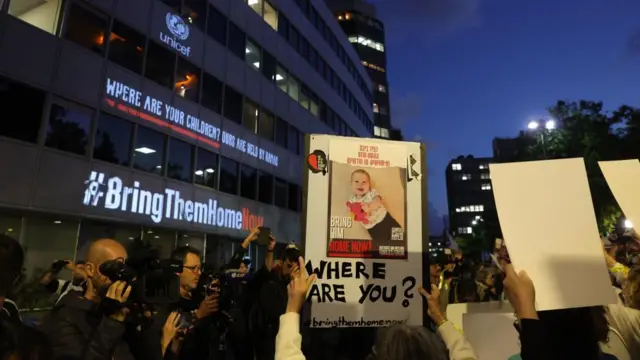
41, 238, 136, 360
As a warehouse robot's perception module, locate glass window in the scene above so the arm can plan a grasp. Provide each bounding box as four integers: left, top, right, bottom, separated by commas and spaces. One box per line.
195, 147, 218, 189
93, 112, 133, 166
8, 0, 61, 34
175, 57, 201, 103
299, 85, 310, 110
262, 50, 276, 82
277, 12, 289, 38
297, 131, 303, 155
206, 5, 228, 46
17, 215, 80, 310
309, 92, 319, 116
45, 102, 92, 156
240, 165, 257, 200
0, 76, 45, 143
309, 47, 317, 68
287, 126, 298, 153
245, 39, 261, 71
177, 231, 205, 253
243, 99, 259, 133
167, 138, 194, 182
287, 75, 299, 101
144, 41, 176, 89
258, 109, 274, 141
275, 65, 288, 92
223, 86, 243, 124
142, 226, 176, 259
183, 0, 207, 31
133, 126, 165, 175
288, 183, 299, 211
263, 1, 278, 30
299, 36, 309, 59
228, 21, 246, 58
257, 172, 273, 204
274, 117, 288, 148
289, 26, 299, 52
219, 156, 239, 195
61, 3, 107, 54
201, 72, 223, 114
107, 20, 145, 74
248, 0, 263, 15
274, 178, 287, 208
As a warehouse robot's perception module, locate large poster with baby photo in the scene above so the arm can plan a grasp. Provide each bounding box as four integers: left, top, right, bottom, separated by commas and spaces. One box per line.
327, 141, 407, 259
303, 135, 429, 327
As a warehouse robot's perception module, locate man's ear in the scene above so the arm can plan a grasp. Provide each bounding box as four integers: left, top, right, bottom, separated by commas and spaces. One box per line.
84, 262, 95, 278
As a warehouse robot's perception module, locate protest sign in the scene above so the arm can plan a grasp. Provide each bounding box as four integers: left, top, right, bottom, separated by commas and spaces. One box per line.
463, 313, 521, 360
303, 135, 428, 327
490, 158, 617, 311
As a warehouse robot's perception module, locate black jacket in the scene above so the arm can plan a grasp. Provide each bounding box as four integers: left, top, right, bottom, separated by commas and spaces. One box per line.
40, 291, 134, 360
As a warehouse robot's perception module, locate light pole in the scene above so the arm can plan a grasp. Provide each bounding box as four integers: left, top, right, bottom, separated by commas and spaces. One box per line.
527, 119, 556, 159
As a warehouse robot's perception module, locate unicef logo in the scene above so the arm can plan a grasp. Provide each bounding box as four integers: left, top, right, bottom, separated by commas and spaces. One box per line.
165, 13, 189, 41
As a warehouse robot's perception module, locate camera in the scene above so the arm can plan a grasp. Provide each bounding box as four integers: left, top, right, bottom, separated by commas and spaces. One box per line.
99, 239, 183, 305
198, 266, 252, 324
50, 260, 70, 273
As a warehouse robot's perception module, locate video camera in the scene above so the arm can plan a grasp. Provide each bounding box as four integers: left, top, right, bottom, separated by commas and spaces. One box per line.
198, 266, 253, 324
99, 238, 183, 305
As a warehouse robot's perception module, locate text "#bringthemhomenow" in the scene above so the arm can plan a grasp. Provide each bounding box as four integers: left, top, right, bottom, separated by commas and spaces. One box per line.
83, 172, 263, 230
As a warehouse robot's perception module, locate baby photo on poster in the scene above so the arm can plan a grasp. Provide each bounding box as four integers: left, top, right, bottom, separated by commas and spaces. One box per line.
328, 161, 407, 259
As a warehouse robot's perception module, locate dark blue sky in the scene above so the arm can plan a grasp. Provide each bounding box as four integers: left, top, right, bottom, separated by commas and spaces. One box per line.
372, 0, 640, 233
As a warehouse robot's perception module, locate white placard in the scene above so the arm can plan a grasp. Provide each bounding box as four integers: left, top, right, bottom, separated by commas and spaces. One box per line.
303, 135, 427, 327
490, 158, 616, 311
599, 160, 640, 229
463, 313, 521, 360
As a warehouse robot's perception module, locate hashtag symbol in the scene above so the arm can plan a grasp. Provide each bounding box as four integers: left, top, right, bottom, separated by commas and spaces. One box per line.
83, 171, 105, 206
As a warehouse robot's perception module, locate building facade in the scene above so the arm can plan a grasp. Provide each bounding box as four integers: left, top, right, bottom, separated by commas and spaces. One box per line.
324, 0, 402, 140
445, 156, 494, 236
0, 0, 373, 308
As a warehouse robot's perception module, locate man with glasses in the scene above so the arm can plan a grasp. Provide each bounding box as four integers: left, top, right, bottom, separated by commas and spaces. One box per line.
159, 246, 220, 360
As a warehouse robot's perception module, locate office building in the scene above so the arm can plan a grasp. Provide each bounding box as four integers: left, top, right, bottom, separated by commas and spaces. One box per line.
324, 0, 403, 140
445, 155, 495, 236
0, 0, 373, 307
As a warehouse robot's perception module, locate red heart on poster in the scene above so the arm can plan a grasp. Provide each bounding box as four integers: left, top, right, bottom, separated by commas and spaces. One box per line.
308, 154, 318, 170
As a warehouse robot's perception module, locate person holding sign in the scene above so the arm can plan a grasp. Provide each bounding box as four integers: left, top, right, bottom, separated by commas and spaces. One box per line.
274, 259, 479, 360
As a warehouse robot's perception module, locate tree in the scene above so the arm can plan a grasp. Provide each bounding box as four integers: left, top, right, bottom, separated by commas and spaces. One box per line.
509, 100, 640, 234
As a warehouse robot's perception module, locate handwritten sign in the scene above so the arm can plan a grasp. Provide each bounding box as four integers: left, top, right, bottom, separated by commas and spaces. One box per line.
304, 135, 427, 327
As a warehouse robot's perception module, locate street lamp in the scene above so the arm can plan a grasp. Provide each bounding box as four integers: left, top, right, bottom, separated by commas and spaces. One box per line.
624, 219, 633, 229
526, 119, 556, 159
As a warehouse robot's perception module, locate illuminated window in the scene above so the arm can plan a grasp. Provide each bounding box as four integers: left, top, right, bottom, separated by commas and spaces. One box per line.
362, 61, 386, 72
451, 163, 462, 171
247, 0, 263, 16
373, 103, 379, 113
481, 183, 492, 191
107, 20, 145, 74
457, 227, 473, 234
275, 65, 288, 92
133, 126, 166, 175
374, 126, 381, 137
456, 205, 484, 213
349, 36, 385, 52
288, 75, 300, 101
174, 57, 200, 103
195, 148, 218, 189
242, 98, 259, 133
246, 39, 261, 71
377, 84, 387, 93
481, 173, 491, 179
263, 1, 278, 31
9, 0, 66, 34
61, 2, 108, 54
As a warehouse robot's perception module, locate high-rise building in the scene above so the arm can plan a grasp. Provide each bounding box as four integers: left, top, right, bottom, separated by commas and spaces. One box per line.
446, 155, 495, 236
324, 0, 403, 140
0, 0, 373, 299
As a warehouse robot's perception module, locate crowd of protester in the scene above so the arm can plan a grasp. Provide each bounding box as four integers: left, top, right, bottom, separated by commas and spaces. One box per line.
1, 226, 640, 360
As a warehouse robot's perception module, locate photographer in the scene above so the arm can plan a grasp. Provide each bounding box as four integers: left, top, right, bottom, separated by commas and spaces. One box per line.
1, 234, 51, 360
40, 238, 135, 360
39, 260, 87, 305
151, 246, 220, 360
252, 243, 301, 360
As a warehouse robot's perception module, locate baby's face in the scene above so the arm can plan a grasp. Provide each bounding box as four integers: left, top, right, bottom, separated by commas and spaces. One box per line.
351, 172, 370, 196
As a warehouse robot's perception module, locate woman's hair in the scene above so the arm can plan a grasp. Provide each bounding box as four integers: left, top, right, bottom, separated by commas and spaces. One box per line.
371, 324, 448, 360
537, 306, 609, 360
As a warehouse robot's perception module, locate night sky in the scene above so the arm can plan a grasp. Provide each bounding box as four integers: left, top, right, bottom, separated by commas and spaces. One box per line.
371, 0, 640, 234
